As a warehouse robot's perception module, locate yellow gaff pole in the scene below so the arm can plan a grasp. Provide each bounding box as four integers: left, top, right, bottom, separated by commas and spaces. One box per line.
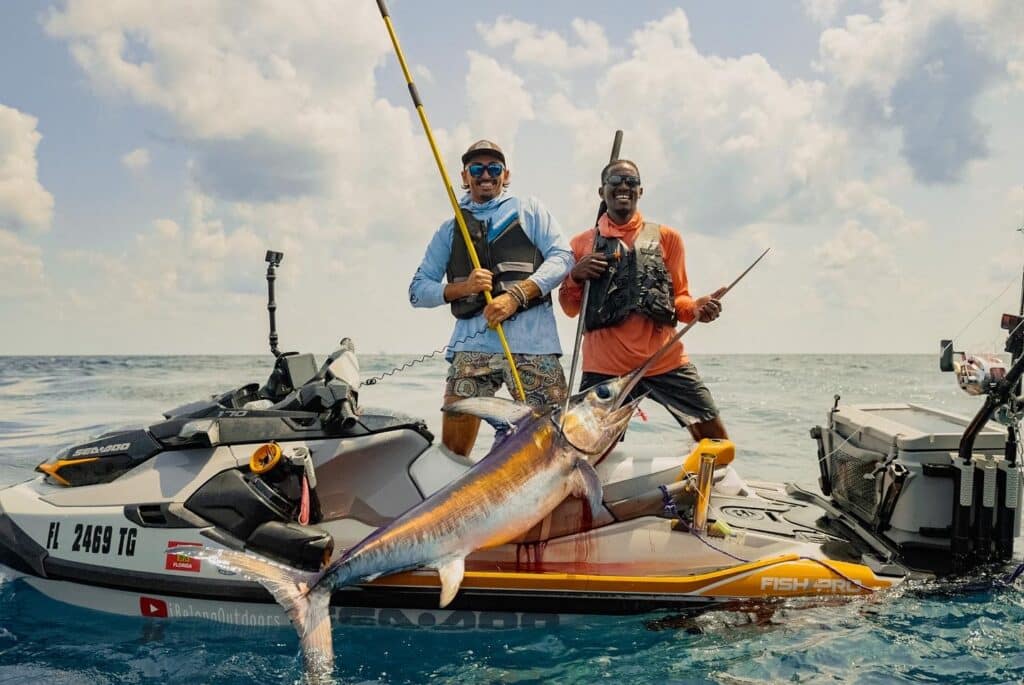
376, 0, 527, 402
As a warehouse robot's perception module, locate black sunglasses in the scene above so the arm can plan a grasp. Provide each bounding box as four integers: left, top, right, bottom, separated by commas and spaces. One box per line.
466, 162, 506, 178
604, 174, 641, 188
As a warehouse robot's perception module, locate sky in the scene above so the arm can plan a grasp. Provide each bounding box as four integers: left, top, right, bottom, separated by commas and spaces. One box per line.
1, 0, 1023, 356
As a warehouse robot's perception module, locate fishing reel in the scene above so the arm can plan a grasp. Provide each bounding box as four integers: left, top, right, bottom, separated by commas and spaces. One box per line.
942, 313, 1024, 397
941, 345, 1007, 397
941, 338, 1024, 427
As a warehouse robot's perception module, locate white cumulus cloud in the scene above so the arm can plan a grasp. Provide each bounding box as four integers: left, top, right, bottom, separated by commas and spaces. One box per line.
35, 0, 462, 354
464, 52, 535, 153
152, 218, 179, 239
121, 146, 150, 172
478, 16, 610, 70
18, 3, 1024, 355
0, 229, 46, 298
43, 0, 438, 219
802, 0, 846, 25
0, 104, 54, 233
817, 0, 1024, 183
543, 10, 847, 235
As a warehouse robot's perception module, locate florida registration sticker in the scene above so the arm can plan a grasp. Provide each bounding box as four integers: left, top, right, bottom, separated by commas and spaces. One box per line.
165, 540, 202, 572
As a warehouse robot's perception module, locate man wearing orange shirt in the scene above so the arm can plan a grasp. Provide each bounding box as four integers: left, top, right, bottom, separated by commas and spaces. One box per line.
559, 159, 729, 441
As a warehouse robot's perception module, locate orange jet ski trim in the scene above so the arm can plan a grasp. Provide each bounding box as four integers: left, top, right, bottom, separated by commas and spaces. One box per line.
367, 553, 893, 597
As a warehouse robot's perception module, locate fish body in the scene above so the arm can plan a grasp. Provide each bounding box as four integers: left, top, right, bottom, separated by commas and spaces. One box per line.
329, 412, 576, 593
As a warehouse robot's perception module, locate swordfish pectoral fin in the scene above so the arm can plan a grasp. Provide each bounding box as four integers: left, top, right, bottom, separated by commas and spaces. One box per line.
571, 460, 605, 519
435, 557, 466, 608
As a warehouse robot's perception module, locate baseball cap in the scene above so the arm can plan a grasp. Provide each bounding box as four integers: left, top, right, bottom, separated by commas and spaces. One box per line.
461, 139, 506, 165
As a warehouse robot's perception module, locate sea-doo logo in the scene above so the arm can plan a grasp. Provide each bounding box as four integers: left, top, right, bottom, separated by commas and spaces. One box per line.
71, 442, 131, 457
759, 577, 862, 593
332, 607, 560, 629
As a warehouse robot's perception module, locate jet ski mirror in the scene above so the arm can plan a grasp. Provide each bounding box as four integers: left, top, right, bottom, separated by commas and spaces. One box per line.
1002, 313, 1024, 357
324, 338, 360, 388
940, 339, 956, 372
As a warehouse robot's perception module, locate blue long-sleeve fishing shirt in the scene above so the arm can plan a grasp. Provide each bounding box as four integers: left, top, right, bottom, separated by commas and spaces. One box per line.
409, 192, 574, 361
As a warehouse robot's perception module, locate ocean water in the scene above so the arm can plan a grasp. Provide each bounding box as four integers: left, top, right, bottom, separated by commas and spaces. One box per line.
1, 353, 1023, 684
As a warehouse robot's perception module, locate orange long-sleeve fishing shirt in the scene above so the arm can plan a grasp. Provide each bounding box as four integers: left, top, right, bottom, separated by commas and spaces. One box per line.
558, 211, 698, 377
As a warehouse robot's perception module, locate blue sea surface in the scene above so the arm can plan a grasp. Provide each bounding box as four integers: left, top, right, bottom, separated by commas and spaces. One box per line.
1, 353, 1023, 684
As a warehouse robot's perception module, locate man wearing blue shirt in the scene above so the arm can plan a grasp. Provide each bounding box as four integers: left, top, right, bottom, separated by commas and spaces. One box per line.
409, 140, 574, 456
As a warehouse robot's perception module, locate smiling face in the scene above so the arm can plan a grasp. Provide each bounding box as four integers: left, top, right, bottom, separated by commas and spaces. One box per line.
461, 153, 510, 203
599, 160, 643, 224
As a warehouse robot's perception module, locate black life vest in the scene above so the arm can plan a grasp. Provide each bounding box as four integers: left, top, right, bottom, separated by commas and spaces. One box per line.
584, 222, 676, 332
445, 207, 550, 319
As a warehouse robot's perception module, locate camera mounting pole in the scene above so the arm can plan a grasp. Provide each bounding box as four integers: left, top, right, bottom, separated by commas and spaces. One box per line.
265, 250, 284, 358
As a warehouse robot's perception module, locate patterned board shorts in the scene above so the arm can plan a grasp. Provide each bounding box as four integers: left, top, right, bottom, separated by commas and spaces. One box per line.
445, 351, 568, 408
581, 363, 719, 427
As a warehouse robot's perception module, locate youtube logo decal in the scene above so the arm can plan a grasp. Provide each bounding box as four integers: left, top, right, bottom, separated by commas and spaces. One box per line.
139, 596, 168, 618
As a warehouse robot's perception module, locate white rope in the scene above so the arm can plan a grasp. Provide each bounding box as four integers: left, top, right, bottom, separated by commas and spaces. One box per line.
817, 427, 864, 466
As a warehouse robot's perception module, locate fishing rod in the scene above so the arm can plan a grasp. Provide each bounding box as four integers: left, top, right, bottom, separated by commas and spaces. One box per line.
564, 130, 623, 417
376, 0, 527, 402
615, 248, 771, 406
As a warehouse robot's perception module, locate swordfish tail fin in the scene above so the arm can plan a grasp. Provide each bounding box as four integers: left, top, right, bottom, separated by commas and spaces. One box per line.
166, 546, 335, 679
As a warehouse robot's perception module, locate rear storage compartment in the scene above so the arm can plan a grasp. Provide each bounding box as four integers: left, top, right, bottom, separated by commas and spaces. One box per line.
819, 403, 1016, 549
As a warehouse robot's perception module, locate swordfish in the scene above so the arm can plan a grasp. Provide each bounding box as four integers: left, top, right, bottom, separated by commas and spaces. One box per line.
170, 374, 642, 679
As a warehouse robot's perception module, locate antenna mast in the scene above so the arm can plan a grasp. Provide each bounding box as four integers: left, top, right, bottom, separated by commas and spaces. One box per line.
265, 250, 284, 357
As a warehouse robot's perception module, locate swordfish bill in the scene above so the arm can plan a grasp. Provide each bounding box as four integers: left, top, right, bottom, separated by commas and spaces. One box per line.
168, 379, 642, 680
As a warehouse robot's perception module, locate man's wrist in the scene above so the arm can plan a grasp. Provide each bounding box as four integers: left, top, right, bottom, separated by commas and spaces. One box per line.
444, 282, 466, 302
507, 282, 529, 309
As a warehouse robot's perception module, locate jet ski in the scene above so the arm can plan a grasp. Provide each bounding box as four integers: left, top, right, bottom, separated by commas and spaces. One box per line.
1, 250, 1021, 629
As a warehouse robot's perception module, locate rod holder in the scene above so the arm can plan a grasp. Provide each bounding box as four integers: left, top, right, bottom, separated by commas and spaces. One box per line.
950, 454, 975, 573
996, 428, 1020, 562
972, 454, 997, 564
692, 453, 716, 532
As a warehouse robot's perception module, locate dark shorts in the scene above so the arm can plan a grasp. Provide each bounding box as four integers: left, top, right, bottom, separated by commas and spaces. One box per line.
581, 363, 719, 428
446, 351, 567, 409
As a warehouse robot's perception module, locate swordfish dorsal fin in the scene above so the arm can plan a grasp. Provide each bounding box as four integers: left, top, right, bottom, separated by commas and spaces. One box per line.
435, 557, 466, 608
442, 397, 540, 434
